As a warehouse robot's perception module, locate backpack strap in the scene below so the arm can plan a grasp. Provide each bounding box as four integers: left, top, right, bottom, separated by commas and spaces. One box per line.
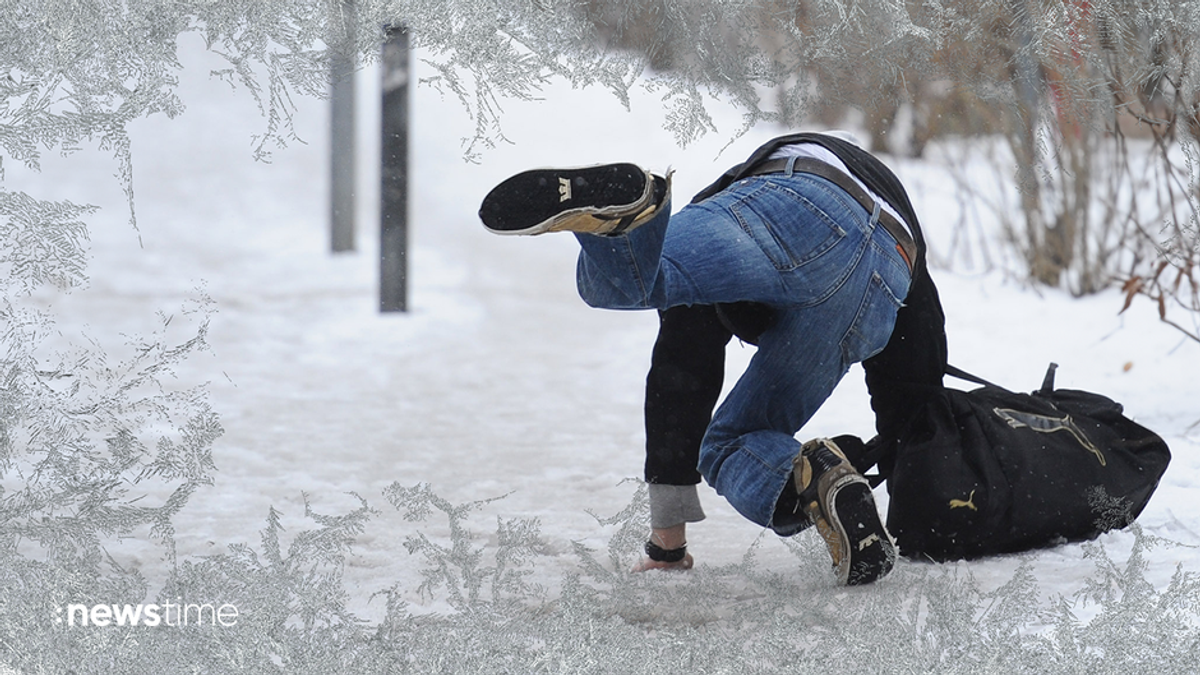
945, 362, 1058, 394
944, 364, 1001, 389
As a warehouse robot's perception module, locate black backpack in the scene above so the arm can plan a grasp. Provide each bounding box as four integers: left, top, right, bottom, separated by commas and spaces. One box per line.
846, 363, 1171, 561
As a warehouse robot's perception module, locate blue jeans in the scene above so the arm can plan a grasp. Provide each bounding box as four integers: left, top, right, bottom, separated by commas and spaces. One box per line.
575, 172, 912, 532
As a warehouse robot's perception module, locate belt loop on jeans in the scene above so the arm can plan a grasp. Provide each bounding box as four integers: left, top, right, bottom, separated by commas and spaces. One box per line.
870, 201, 881, 226
784, 155, 798, 177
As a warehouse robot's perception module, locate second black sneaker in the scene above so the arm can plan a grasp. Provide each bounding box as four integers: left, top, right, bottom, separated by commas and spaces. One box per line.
794, 437, 897, 586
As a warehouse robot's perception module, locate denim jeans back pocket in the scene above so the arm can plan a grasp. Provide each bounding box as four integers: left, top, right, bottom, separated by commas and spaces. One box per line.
840, 271, 905, 366
730, 181, 846, 271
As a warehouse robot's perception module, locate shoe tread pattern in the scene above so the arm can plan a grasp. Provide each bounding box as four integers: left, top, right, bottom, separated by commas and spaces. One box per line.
828, 477, 896, 586
479, 164, 647, 233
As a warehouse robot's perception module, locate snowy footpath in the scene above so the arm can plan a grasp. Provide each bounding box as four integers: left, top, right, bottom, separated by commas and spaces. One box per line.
8, 37, 1200, 667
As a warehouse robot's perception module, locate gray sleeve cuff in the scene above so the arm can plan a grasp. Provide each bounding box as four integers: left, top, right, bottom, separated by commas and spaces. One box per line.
647, 483, 706, 529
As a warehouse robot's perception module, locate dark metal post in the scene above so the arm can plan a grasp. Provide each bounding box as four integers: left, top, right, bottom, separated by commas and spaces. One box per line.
379, 24, 410, 312
330, 0, 357, 253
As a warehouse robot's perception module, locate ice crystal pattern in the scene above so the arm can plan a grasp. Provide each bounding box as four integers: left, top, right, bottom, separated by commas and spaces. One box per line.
3, 1, 1200, 672
3, 483, 1198, 673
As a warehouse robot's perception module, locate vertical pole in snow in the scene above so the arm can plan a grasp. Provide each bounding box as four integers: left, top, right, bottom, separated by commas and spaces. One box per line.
380, 24, 409, 312
330, 0, 357, 253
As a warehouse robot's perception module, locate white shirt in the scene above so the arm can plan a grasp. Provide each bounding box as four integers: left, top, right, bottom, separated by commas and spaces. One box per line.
766, 131, 907, 228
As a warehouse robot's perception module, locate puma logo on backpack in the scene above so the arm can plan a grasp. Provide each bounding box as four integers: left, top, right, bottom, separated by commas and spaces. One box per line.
992, 406, 1107, 466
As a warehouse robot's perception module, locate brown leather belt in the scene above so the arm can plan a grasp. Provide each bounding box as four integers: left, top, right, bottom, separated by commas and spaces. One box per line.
744, 157, 916, 270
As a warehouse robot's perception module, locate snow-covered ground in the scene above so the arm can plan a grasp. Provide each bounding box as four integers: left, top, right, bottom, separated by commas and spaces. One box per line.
8, 35, 1199, 633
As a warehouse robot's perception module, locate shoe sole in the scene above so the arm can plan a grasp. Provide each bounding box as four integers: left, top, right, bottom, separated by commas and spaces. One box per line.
479, 164, 649, 235
826, 474, 896, 586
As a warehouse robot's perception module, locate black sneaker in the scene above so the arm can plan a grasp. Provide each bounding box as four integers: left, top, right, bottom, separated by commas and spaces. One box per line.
479, 163, 667, 236
794, 438, 896, 586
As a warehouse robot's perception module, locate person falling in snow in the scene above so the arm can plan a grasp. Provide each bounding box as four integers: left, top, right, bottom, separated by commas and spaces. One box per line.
479, 131, 924, 586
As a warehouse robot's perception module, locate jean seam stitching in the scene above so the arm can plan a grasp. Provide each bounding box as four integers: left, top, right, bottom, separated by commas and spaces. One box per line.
732, 182, 848, 272
790, 214, 871, 310
621, 235, 650, 307
839, 271, 902, 364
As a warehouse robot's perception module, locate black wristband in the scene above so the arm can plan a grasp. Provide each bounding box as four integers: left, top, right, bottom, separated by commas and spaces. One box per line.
645, 540, 688, 563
